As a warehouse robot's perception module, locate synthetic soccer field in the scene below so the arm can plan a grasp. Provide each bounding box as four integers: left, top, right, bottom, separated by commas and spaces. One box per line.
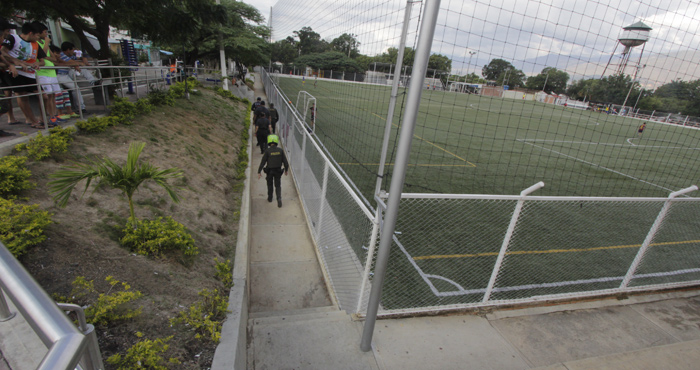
274, 75, 700, 310
276, 75, 700, 200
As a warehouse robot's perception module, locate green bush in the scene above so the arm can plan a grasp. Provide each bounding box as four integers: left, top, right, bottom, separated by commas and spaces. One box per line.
214, 258, 233, 289
75, 116, 119, 133
170, 289, 228, 343
135, 98, 153, 115
70, 276, 143, 326
168, 82, 186, 99
107, 333, 180, 370
121, 217, 198, 258
14, 126, 75, 160
147, 87, 175, 107
0, 156, 35, 197
0, 198, 52, 257
109, 97, 138, 125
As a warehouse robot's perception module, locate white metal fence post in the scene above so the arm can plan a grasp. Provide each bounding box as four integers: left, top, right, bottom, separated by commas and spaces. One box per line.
0, 288, 16, 321
483, 182, 544, 303
315, 161, 330, 241
620, 185, 698, 289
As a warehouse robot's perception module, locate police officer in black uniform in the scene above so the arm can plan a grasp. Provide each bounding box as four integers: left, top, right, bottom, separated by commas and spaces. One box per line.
257, 135, 289, 207
254, 114, 271, 154
251, 97, 262, 112
254, 100, 270, 122
269, 103, 279, 134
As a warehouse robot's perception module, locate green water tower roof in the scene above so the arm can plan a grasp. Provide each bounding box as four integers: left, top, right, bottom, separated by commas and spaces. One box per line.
624, 21, 652, 30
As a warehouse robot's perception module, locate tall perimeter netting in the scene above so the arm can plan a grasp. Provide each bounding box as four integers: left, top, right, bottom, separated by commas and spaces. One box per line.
267, 0, 700, 316
271, 0, 700, 199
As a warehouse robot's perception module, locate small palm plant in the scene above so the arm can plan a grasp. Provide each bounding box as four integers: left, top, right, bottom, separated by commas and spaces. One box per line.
49, 142, 183, 222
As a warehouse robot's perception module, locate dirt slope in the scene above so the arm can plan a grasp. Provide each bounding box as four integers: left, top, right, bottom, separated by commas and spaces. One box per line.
16, 88, 247, 369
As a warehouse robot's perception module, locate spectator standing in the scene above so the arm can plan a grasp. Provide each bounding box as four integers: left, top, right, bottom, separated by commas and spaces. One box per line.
1, 22, 47, 128
0, 18, 20, 127
32, 22, 63, 124
49, 45, 78, 118
56, 41, 98, 114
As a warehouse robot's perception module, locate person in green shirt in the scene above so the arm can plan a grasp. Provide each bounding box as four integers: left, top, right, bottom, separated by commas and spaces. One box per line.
32, 22, 62, 124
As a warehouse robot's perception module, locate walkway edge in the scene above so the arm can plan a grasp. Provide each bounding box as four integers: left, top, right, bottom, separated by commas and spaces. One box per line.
210, 114, 253, 370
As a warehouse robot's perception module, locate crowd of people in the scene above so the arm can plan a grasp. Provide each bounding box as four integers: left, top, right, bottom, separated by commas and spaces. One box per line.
0, 18, 100, 135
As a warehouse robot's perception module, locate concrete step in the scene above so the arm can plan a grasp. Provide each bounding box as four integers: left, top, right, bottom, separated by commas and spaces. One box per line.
249, 305, 339, 320
249, 306, 348, 327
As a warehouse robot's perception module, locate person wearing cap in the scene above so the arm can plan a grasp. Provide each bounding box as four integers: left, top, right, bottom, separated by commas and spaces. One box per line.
251, 96, 262, 112
57, 41, 98, 114
257, 134, 289, 208
1, 22, 47, 128
254, 100, 269, 121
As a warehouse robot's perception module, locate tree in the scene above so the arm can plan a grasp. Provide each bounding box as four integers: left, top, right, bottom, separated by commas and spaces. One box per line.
271, 37, 298, 65
49, 142, 183, 223
0, 0, 224, 60
293, 27, 328, 55
330, 33, 360, 58
294, 52, 361, 72
525, 67, 569, 94
428, 53, 451, 73
566, 78, 598, 101
482, 58, 525, 87
155, 0, 269, 70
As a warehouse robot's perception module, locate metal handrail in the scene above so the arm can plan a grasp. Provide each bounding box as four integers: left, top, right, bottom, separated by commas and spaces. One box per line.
0, 241, 102, 370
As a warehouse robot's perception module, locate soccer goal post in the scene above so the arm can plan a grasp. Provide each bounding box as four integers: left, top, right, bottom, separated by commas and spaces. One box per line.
296, 91, 317, 133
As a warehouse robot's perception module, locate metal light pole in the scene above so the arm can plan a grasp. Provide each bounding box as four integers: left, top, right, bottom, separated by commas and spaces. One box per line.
216, 0, 229, 90
468, 51, 476, 76
374, 0, 416, 197
360, 0, 442, 352
542, 71, 549, 92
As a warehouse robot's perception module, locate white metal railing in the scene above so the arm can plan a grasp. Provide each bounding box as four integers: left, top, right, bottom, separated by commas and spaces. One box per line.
363, 184, 700, 317
0, 242, 104, 369
0, 65, 176, 130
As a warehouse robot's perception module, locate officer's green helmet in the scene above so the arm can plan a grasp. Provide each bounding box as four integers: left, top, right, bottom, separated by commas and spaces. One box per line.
267, 134, 280, 145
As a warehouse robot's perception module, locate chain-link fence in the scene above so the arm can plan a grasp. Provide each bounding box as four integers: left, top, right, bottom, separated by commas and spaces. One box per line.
262, 67, 700, 316
356, 187, 700, 316
262, 69, 377, 311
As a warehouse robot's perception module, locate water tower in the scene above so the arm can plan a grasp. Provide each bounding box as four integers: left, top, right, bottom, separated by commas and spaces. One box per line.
601, 21, 652, 77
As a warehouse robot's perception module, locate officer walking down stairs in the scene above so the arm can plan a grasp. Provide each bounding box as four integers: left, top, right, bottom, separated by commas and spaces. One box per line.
257, 135, 289, 208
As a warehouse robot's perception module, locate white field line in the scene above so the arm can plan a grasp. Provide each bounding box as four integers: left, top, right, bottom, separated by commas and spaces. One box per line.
517, 139, 677, 193
519, 138, 700, 150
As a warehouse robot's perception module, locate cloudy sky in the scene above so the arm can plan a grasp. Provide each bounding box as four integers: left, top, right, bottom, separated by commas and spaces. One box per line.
251, 0, 700, 86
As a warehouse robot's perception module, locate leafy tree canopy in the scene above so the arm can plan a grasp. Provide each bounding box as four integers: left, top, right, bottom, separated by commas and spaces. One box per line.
330, 33, 360, 58
525, 67, 569, 94
482, 58, 525, 87
0, 0, 225, 60
293, 27, 328, 55
294, 51, 361, 72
